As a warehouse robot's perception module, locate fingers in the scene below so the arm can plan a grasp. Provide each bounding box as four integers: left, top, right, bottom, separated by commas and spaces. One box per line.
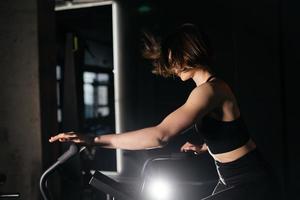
49, 132, 77, 143
180, 142, 203, 154
180, 143, 189, 152
180, 144, 188, 152
182, 146, 197, 152
180, 143, 196, 152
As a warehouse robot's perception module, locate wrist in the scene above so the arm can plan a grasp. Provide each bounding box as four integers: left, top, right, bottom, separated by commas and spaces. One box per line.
92, 134, 114, 148
84, 134, 97, 146
91, 135, 100, 145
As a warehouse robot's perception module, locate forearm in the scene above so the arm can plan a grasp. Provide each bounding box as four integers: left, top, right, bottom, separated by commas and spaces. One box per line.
93, 126, 167, 150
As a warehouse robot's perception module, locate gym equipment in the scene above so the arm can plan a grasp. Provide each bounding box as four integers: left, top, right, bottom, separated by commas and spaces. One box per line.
90, 153, 218, 200
39, 144, 86, 200
40, 146, 218, 200
89, 170, 137, 200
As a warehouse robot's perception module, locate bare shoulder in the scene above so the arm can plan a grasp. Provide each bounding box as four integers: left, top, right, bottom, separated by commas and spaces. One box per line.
186, 79, 236, 110
185, 82, 220, 108
202, 78, 234, 97
189, 81, 218, 99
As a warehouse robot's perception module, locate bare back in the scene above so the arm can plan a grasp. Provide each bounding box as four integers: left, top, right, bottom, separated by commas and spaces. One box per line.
201, 78, 256, 163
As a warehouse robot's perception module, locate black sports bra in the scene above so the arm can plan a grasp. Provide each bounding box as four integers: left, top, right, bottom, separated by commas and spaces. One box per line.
188, 75, 250, 154
196, 115, 250, 154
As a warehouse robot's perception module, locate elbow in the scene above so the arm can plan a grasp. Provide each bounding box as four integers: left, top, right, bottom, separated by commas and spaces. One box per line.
155, 126, 171, 148
157, 138, 168, 148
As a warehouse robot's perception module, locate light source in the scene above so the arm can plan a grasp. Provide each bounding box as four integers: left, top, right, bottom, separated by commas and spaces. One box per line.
144, 177, 173, 200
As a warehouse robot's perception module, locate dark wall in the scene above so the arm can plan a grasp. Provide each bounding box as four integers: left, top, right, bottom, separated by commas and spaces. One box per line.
118, 0, 299, 199
0, 0, 43, 199
232, 0, 284, 185
282, 0, 300, 198
0, 0, 57, 199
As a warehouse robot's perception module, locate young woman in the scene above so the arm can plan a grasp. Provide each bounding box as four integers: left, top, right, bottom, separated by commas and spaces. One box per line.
49, 24, 276, 199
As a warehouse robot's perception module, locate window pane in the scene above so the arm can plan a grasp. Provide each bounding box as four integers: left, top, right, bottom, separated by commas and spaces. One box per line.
83, 72, 96, 84
84, 83, 94, 118
56, 65, 61, 80
57, 108, 62, 123
84, 84, 94, 105
97, 107, 110, 117
97, 73, 109, 83
97, 86, 108, 105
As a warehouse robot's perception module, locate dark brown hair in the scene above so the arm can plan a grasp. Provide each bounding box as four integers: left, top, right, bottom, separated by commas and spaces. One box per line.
142, 24, 214, 77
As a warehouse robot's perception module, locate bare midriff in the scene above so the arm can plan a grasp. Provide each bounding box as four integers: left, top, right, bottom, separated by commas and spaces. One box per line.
208, 139, 257, 163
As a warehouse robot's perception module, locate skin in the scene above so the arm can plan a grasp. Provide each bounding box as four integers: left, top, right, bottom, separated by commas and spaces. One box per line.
49, 65, 256, 163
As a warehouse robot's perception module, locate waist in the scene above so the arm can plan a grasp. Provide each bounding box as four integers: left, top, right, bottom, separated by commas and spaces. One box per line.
209, 139, 257, 163
214, 148, 271, 186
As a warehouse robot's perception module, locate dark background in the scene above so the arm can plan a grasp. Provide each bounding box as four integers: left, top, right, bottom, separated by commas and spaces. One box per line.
0, 0, 299, 199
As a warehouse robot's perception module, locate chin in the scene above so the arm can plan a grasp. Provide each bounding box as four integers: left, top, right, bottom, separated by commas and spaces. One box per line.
180, 72, 192, 81
180, 76, 190, 81
181, 78, 187, 81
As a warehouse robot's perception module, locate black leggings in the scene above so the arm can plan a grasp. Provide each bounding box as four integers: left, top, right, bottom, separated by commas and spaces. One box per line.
202, 149, 279, 200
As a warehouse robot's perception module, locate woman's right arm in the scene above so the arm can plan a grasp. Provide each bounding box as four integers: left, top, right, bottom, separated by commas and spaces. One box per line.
49, 83, 218, 150
49, 126, 167, 150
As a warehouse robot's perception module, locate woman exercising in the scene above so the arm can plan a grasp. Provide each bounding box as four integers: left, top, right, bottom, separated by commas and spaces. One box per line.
49, 24, 276, 199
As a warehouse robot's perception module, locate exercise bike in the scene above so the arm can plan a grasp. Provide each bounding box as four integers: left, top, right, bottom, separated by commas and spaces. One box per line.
40, 144, 218, 200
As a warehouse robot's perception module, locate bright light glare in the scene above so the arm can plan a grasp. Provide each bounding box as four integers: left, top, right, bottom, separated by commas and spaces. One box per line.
146, 178, 173, 200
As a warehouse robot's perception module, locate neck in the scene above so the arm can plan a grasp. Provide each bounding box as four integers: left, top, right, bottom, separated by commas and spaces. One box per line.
192, 68, 214, 87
